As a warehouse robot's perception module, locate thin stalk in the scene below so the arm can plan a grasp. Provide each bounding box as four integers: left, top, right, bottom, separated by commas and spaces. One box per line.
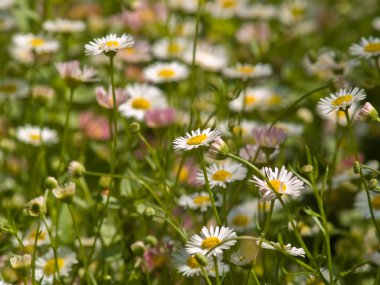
152, 214, 187, 243
200, 266, 213, 285
31, 218, 41, 285
213, 256, 220, 285
59, 87, 75, 172
189, 0, 203, 128
344, 110, 380, 239
374, 56, 380, 79
251, 268, 261, 285
199, 151, 222, 226
262, 200, 275, 237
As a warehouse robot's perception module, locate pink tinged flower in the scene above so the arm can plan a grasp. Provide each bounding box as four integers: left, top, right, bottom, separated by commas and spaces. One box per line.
95, 85, 128, 109
56, 60, 97, 88
79, 111, 110, 141
145, 108, 176, 128
357, 102, 379, 122
252, 125, 286, 149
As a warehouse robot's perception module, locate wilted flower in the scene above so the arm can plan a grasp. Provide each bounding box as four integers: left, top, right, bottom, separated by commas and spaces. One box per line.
52, 182, 76, 203
25, 196, 46, 217
95, 85, 128, 109
10, 254, 31, 271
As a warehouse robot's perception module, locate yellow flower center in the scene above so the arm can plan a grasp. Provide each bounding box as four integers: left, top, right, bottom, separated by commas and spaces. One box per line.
244, 94, 257, 106
267, 179, 287, 193
221, 0, 237, 8
187, 256, 200, 268
364, 43, 380, 53
371, 195, 380, 210
331, 95, 353, 107
212, 169, 232, 182
30, 38, 45, 47
237, 66, 255, 75
291, 7, 305, 17
105, 41, 120, 48
201, 237, 221, 249
193, 195, 211, 205
178, 167, 188, 182
122, 47, 135, 55
131, 97, 151, 110
0, 84, 17, 94
268, 95, 281, 106
28, 230, 46, 241
232, 214, 249, 226
43, 258, 64, 275
29, 133, 41, 142
186, 134, 207, 145
158, 68, 175, 78
168, 43, 182, 54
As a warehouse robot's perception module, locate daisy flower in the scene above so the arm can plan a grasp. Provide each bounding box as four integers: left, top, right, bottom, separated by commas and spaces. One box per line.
186, 226, 237, 256
227, 201, 256, 232
56, 61, 97, 87
143, 61, 189, 83
349, 37, 380, 59
0, 79, 28, 99
152, 38, 188, 59
239, 144, 278, 164
119, 83, 167, 121
355, 190, 380, 219
251, 166, 304, 201
95, 85, 128, 109
35, 248, 78, 285
228, 87, 268, 112
196, 162, 247, 189
13, 34, 59, 54
172, 248, 229, 277
173, 128, 221, 152
223, 63, 272, 80
21, 221, 51, 248
43, 18, 85, 33
252, 125, 287, 149
16, 125, 58, 146
257, 240, 306, 257
317, 87, 366, 114
206, 0, 248, 19
117, 40, 151, 63
84, 33, 135, 56
178, 192, 221, 212
145, 107, 176, 128
0, 0, 14, 10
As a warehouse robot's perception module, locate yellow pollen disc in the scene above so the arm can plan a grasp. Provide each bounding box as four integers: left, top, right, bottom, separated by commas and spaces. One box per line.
186, 134, 207, 145
201, 237, 221, 249
168, 43, 181, 54
267, 179, 287, 193
211, 169, 232, 182
331, 95, 353, 107
131, 97, 151, 110
187, 256, 200, 268
0, 84, 17, 94
158, 68, 175, 78
221, 0, 237, 8
105, 41, 120, 48
193, 196, 211, 205
29, 133, 41, 142
364, 43, 380, 53
291, 7, 305, 17
268, 95, 281, 106
232, 214, 249, 226
178, 167, 188, 182
244, 95, 257, 105
43, 258, 64, 275
30, 38, 45, 47
237, 66, 255, 75
371, 195, 380, 210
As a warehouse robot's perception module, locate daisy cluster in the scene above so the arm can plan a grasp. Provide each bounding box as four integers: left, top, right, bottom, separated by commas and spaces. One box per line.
1, 0, 380, 284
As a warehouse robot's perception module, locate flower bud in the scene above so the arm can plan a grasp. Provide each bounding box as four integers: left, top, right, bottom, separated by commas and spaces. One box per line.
301, 164, 313, 174
45, 176, 58, 190
143, 207, 155, 220
368, 178, 378, 190
130, 241, 146, 256
357, 102, 380, 123
208, 137, 229, 160
129, 122, 140, 134
25, 196, 46, 217
354, 161, 361, 174
52, 182, 76, 203
68, 161, 86, 178
144, 235, 158, 247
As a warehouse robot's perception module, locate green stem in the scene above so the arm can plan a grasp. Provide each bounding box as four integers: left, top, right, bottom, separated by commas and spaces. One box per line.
31, 218, 41, 285
262, 200, 274, 237
374, 56, 380, 79
200, 266, 213, 285
270, 84, 331, 128
152, 214, 187, 243
343, 110, 380, 239
78, 177, 95, 207
59, 87, 75, 172
42, 216, 63, 284
199, 151, 222, 226
189, 0, 203, 128
250, 268, 261, 285
213, 256, 220, 285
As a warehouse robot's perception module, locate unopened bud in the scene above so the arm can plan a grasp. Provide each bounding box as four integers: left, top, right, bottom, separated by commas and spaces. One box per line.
68, 161, 86, 178
368, 178, 378, 190
357, 102, 379, 123
194, 253, 208, 267
354, 161, 361, 174
130, 241, 146, 256
45, 176, 58, 190
129, 122, 140, 134
208, 137, 229, 160
301, 165, 313, 174
143, 207, 155, 220
144, 235, 158, 247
